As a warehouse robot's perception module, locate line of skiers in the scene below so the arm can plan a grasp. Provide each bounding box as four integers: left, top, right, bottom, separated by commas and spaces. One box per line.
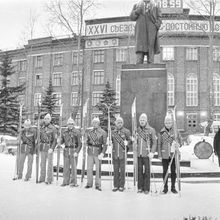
15, 111, 182, 194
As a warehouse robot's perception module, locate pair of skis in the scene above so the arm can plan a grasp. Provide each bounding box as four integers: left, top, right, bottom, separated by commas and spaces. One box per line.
107, 105, 113, 188
13, 103, 24, 180
80, 130, 87, 185
81, 99, 89, 185
131, 98, 138, 187
171, 107, 181, 196
56, 104, 63, 182
35, 104, 41, 183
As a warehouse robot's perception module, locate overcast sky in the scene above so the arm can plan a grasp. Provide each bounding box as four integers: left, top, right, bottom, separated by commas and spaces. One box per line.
0, 0, 138, 50
0, 0, 198, 50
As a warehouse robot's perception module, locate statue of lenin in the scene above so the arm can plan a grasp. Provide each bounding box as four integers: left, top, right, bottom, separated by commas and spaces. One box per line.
130, 0, 162, 64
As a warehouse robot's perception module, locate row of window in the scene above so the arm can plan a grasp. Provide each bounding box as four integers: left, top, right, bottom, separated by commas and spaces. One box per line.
33, 70, 105, 87
16, 52, 83, 71
33, 75, 121, 107
162, 47, 220, 61
29, 72, 220, 108
34, 91, 104, 107
168, 73, 220, 106
162, 47, 199, 61
17, 46, 220, 72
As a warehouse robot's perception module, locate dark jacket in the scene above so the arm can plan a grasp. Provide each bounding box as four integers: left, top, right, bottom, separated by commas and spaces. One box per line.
214, 129, 220, 155
130, 2, 162, 54
21, 127, 37, 154
40, 123, 57, 151
87, 127, 107, 156
61, 128, 82, 156
137, 125, 157, 157
158, 127, 182, 159
112, 127, 131, 160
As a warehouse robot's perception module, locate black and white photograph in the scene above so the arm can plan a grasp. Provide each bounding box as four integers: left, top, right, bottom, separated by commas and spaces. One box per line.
0, 0, 220, 219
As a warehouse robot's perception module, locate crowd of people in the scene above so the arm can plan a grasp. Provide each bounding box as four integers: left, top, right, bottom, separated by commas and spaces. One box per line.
14, 112, 182, 195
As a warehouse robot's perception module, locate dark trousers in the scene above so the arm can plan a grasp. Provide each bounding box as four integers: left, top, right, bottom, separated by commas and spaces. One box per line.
218, 155, 220, 167
87, 155, 101, 187
137, 156, 150, 191
113, 158, 125, 188
39, 151, 53, 183
63, 153, 78, 185
162, 157, 176, 190
18, 153, 33, 179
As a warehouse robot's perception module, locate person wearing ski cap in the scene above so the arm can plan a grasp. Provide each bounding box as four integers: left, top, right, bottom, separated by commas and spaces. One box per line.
111, 116, 131, 192
136, 113, 157, 194
85, 117, 107, 191
17, 119, 37, 181
59, 117, 82, 187
39, 113, 57, 184
157, 113, 182, 194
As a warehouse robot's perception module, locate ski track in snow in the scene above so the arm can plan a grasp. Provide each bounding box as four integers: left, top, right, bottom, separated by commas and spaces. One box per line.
0, 154, 220, 220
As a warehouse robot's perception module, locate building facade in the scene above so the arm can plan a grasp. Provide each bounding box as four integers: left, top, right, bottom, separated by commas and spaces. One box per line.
3, 7, 220, 132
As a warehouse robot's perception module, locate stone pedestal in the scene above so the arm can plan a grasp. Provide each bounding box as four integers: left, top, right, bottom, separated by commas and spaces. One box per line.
120, 63, 167, 132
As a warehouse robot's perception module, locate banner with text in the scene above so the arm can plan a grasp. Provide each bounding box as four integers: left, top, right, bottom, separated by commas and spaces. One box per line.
86, 20, 220, 37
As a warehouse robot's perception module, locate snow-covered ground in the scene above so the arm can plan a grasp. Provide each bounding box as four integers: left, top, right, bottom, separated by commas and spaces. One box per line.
0, 154, 220, 220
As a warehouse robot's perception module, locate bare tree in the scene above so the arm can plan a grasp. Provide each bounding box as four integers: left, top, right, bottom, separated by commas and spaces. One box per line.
187, 0, 220, 135
19, 10, 40, 47
17, 10, 40, 119
45, 0, 96, 125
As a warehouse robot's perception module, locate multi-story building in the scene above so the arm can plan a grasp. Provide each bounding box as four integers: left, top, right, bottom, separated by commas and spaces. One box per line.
3, 5, 220, 132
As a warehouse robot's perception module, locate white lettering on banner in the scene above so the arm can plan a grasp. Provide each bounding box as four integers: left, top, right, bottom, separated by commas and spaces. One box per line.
86, 21, 135, 36
160, 20, 210, 32
86, 20, 220, 36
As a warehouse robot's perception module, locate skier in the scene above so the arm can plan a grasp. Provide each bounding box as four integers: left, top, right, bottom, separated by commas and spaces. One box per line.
158, 114, 182, 194
59, 118, 82, 187
85, 117, 107, 191
39, 113, 57, 184
136, 113, 157, 194
111, 116, 131, 192
17, 119, 37, 181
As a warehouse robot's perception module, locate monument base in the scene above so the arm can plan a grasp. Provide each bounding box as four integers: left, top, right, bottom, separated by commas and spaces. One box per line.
120, 63, 167, 133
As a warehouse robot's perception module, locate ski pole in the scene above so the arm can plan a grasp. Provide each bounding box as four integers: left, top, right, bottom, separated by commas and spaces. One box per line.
80, 135, 86, 186
175, 149, 181, 197
125, 145, 129, 190
159, 152, 175, 194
